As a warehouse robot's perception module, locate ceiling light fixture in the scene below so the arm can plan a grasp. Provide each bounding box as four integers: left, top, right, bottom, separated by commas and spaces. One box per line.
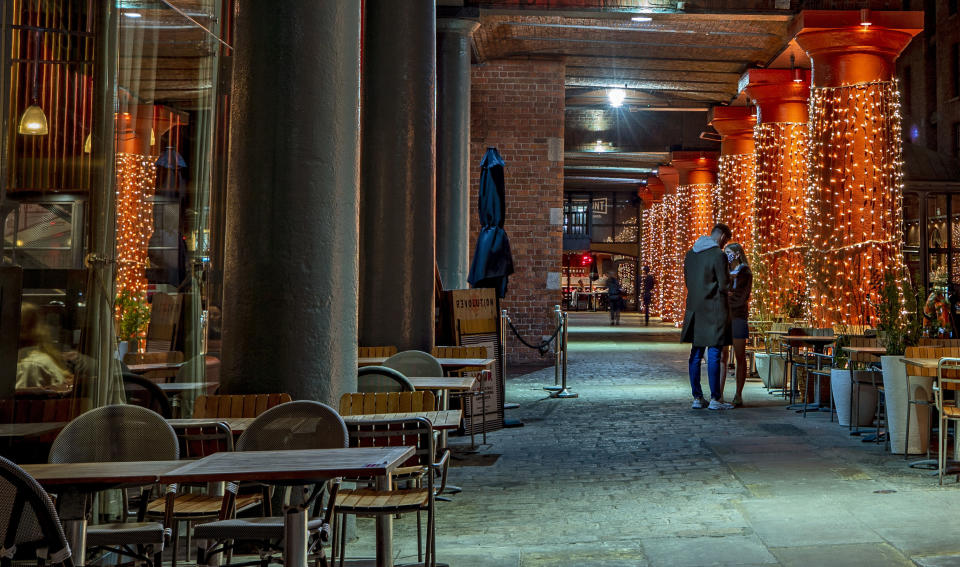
124, 12, 142, 18
790, 54, 803, 83
608, 88, 626, 108
631, 16, 652, 22
859, 8, 872, 26
18, 31, 47, 135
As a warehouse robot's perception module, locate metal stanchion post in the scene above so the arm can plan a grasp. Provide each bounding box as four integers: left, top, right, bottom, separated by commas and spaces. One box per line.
551, 311, 578, 398
545, 304, 563, 392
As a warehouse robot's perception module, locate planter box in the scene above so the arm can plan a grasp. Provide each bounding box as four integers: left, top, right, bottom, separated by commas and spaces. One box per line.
881, 355, 931, 455
831, 369, 852, 426
755, 353, 785, 389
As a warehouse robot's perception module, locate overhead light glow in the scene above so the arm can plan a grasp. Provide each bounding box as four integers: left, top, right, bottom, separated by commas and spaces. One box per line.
124, 12, 142, 18
859, 8, 872, 26
608, 88, 626, 107
631, 16, 652, 22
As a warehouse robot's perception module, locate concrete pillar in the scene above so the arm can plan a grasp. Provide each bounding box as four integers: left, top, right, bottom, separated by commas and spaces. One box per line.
743, 68, 811, 318
795, 10, 922, 326
220, 1, 360, 404
436, 19, 479, 291
709, 106, 756, 252
359, 0, 437, 352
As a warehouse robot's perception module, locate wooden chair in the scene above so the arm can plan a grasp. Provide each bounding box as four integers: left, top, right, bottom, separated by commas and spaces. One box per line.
431, 346, 486, 375
192, 393, 292, 419
904, 346, 960, 458
934, 357, 960, 484
919, 338, 960, 347
339, 391, 437, 416
358, 346, 398, 358
124, 351, 184, 383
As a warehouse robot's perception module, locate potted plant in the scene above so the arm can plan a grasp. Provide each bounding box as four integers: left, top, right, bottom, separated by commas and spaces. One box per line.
115, 290, 151, 356
874, 272, 922, 454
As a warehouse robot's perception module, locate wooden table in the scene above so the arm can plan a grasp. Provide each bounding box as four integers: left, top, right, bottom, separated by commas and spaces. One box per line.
342, 409, 462, 431
843, 346, 888, 357
168, 409, 462, 434
407, 376, 478, 392
0, 422, 65, 438
902, 357, 939, 370
23, 460, 185, 566
127, 361, 184, 373
160, 447, 414, 567
358, 357, 495, 371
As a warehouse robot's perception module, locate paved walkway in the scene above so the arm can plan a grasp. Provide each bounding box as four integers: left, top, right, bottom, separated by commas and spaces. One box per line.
352, 312, 960, 566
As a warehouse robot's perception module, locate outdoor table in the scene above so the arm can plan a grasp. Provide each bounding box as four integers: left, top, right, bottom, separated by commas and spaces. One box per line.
23, 460, 185, 566
160, 447, 414, 567
778, 336, 836, 410
127, 361, 184, 373
843, 346, 888, 357
0, 422, 65, 438
169, 410, 462, 435
358, 357, 495, 371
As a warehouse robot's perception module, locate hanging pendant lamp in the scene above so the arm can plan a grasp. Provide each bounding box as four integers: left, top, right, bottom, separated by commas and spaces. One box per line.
18, 30, 47, 135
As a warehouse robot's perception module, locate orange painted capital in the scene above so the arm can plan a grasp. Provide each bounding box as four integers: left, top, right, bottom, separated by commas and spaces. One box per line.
645, 176, 666, 202
742, 68, 811, 124
795, 10, 922, 88
710, 106, 756, 156
656, 166, 679, 196
671, 151, 718, 186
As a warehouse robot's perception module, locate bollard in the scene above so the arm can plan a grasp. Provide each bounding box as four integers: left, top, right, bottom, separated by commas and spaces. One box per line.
550, 311, 578, 398
544, 305, 563, 392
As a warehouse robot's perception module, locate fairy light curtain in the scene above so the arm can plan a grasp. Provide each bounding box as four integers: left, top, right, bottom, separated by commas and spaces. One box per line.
686, 183, 716, 243
805, 80, 905, 326
716, 154, 756, 252
661, 187, 692, 323
642, 204, 666, 316
114, 154, 157, 295
753, 122, 809, 318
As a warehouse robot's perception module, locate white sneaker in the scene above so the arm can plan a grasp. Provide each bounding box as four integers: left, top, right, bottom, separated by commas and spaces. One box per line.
692, 398, 706, 409
708, 399, 735, 410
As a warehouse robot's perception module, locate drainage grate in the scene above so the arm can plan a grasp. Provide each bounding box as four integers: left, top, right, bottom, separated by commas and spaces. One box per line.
757, 423, 806, 436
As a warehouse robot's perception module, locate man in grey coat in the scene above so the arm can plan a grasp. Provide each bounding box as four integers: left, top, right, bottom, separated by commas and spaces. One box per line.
681, 223, 733, 410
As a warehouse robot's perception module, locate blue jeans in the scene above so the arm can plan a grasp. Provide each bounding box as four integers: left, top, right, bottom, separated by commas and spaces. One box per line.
689, 346, 723, 401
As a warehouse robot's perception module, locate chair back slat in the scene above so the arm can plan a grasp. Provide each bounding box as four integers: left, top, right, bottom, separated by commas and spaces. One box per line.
358, 346, 398, 358
192, 393, 292, 419
346, 418, 433, 468
338, 391, 437, 416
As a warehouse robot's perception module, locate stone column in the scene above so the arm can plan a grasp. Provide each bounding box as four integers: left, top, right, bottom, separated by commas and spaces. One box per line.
220, 1, 360, 403
710, 106, 756, 252
359, 0, 437, 352
795, 10, 922, 326
743, 68, 811, 318
436, 19, 479, 291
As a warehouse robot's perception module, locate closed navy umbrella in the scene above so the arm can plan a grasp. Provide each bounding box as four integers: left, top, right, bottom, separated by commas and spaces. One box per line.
468, 147, 514, 298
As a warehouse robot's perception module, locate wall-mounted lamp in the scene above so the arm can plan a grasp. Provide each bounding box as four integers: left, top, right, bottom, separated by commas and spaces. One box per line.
790, 54, 803, 83
608, 88, 626, 108
860, 8, 872, 26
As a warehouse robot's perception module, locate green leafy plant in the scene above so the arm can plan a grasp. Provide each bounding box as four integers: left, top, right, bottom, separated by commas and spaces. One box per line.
873, 272, 921, 356
115, 290, 151, 343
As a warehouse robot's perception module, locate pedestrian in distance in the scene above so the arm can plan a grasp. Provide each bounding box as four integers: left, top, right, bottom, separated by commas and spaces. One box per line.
681, 223, 733, 410
641, 265, 655, 326
720, 242, 752, 407
606, 270, 624, 325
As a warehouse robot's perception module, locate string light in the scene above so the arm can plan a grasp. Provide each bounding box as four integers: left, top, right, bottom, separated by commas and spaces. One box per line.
716, 154, 756, 254
805, 79, 905, 326
115, 152, 157, 297
753, 122, 810, 318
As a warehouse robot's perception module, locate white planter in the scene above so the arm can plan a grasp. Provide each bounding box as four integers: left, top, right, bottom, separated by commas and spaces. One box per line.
755, 353, 785, 389
881, 355, 930, 455
116, 340, 130, 361
849, 370, 880, 427
831, 369, 852, 426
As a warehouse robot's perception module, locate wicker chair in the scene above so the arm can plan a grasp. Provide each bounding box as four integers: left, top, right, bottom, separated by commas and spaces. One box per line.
194, 401, 347, 567
357, 366, 414, 393
333, 418, 446, 567
0, 456, 73, 567
384, 351, 444, 379
49, 405, 178, 567
122, 373, 172, 418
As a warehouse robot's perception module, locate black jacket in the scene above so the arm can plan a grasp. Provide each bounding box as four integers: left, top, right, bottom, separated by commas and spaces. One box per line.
681, 236, 731, 347
728, 266, 752, 320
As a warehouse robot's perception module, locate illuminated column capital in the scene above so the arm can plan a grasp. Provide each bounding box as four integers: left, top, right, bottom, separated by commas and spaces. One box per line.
709, 106, 756, 156
645, 175, 666, 202
794, 10, 922, 87
671, 151, 718, 186
741, 68, 811, 124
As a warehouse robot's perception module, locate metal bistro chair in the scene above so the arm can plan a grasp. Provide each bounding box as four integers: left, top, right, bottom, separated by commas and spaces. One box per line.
935, 357, 960, 485
0, 455, 74, 567
122, 373, 173, 418
49, 405, 179, 567
383, 351, 443, 380
194, 401, 347, 567
333, 417, 447, 567
357, 366, 414, 393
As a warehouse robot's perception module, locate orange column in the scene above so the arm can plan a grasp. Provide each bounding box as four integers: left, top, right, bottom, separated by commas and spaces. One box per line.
659, 152, 718, 323
640, 175, 667, 318
795, 10, 922, 326
710, 106, 756, 253
743, 68, 811, 319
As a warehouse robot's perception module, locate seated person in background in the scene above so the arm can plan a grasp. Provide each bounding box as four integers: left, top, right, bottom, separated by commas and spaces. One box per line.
16, 303, 73, 392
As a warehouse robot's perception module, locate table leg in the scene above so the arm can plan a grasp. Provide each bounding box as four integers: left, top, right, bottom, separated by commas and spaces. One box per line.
59, 492, 87, 566
375, 473, 393, 567
438, 389, 462, 497
283, 506, 308, 567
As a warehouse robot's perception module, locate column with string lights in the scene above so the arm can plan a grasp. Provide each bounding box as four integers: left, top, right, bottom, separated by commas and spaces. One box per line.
795, 10, 922, 326
114, 107, 158, 297
640, 176, 666, 316
710, 106, 756, 252
743, 68, 812, 319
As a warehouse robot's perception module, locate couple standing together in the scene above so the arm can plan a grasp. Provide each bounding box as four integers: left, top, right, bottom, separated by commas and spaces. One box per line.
680, 223, 752, 410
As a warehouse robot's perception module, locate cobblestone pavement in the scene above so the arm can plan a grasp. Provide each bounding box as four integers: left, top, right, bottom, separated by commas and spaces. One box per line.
349, 312, 960, 566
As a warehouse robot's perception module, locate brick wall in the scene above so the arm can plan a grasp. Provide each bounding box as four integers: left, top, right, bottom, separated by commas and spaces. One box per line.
470, 59, 564, 363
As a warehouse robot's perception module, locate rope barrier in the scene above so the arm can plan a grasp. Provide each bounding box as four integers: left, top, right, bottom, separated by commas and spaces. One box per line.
505, 316, 563, 356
